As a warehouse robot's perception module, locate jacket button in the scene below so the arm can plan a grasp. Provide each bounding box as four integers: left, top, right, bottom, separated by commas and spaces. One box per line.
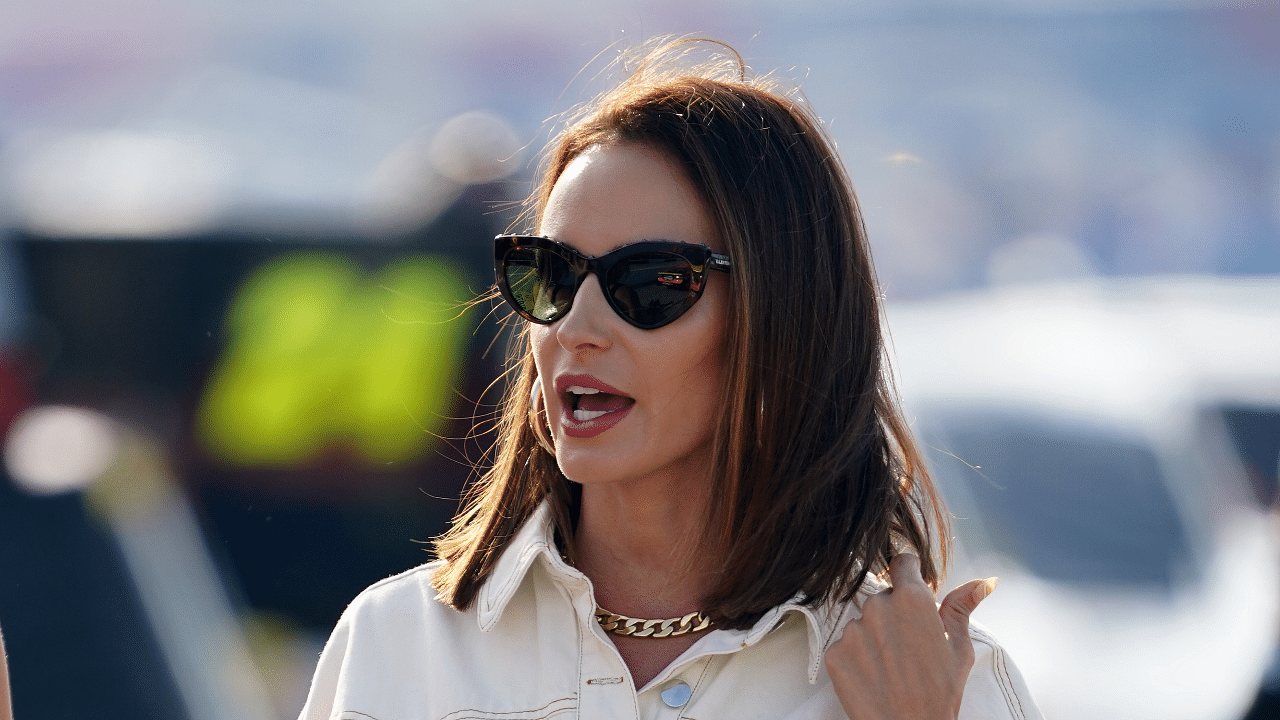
660, 681, 692, 708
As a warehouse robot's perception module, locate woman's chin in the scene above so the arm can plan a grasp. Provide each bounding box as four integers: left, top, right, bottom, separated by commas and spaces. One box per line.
554, 449, 629, 488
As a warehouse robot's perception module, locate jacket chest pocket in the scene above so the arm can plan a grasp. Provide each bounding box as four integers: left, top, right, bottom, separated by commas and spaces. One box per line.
337, 698, 577, 720
438, 698, 577, 720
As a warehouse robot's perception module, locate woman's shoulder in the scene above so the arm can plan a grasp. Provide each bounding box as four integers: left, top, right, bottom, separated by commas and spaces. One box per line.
961, 621, 1043, 720
338, 560, 451, 626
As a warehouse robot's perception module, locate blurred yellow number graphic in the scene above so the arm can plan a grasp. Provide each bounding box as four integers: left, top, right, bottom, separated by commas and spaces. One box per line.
197, 252, 473, 467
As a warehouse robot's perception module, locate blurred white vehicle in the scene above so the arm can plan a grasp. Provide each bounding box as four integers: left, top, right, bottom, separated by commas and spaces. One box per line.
887, 275, 1280, 720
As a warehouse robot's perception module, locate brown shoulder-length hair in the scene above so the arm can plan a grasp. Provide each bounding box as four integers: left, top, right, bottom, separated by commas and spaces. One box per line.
433, 38, 948, 630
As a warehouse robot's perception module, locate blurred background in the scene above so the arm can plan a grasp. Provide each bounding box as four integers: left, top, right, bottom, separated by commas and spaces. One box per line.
0, 0, 1277, 718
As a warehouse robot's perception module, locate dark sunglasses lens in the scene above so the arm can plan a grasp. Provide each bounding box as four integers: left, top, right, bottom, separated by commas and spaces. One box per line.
503, 247, 577, 322
606, 253, 697, 328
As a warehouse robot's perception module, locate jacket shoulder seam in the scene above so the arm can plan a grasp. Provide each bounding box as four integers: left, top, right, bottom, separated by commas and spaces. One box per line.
968, 626, 1027, 720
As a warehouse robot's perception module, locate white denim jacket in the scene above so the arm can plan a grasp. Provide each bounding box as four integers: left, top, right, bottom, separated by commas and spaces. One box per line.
299, 503, 1043, 720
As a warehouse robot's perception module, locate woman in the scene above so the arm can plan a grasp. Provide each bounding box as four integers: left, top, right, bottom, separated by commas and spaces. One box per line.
300, 39, 1041, 720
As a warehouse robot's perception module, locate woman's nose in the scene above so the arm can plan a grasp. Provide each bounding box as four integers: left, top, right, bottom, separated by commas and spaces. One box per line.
554, 274, 615, 352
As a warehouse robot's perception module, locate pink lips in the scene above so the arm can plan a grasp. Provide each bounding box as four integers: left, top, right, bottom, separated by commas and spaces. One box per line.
554, 374, 635, 439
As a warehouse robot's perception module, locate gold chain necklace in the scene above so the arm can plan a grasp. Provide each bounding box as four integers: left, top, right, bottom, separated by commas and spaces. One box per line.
559, 547, 713, 638
595, 607, 714, 638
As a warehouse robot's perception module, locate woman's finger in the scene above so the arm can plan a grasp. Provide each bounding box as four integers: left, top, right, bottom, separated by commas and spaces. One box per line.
886, 552, 928, 592
938, 577, 998, 658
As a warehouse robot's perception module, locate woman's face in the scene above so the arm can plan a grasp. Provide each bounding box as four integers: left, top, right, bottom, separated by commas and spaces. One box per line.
532, 142, 729, 490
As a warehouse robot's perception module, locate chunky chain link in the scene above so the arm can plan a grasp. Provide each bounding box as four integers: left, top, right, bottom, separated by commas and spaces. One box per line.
595, 608, 713, 638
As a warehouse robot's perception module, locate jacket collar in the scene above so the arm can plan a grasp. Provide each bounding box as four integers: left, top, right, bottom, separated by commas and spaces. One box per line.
477, 502, 560, 632
474, 500, 882, 682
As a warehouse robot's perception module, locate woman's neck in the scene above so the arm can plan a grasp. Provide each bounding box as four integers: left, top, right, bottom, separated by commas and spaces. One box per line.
570, 476, 718, 689
571, 475, 715, 620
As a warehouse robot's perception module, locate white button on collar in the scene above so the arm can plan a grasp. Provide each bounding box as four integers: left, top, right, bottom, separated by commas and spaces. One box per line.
660, 680, 692, 708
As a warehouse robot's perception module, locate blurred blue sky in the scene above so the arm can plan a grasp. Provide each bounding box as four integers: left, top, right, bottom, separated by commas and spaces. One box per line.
2, 0, 1277, 297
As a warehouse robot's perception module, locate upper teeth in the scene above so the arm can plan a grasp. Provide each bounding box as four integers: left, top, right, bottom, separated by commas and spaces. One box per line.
566, 386, 600, 395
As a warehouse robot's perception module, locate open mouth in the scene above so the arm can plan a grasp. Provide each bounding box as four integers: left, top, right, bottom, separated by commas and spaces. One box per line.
563, 385, 635, 422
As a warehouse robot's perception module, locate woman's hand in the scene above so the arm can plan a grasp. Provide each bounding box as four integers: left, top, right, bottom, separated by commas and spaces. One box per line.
824, 553, 997, 720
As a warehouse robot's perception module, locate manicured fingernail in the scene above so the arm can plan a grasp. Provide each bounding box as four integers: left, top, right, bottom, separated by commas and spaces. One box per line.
976, 577, 999, 601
